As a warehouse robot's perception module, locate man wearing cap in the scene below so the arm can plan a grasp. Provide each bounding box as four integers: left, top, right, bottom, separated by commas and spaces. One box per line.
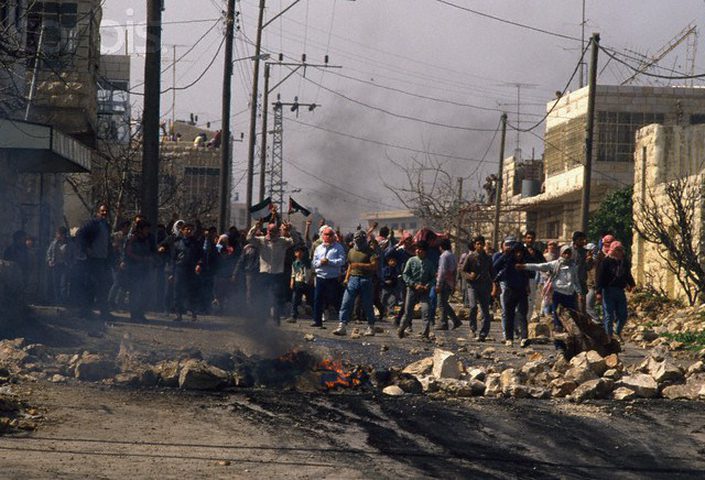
334, 230, 378, 336
311, 227, 346, 328
247, 218, 300, 324
492, 236, 516, 340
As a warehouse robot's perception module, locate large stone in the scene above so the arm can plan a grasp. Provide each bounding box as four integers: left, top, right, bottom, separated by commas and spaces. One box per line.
570, 379, 613, 402
612, 387, 637, 401
604, 354, 622, 370
652, 361, 684, 386
550, 378, 578, 397
402, 357, 434, 376
432, 349, 461, 380
0, 339, 29, 370
521, 361, 547, 377
570, 351, 607, 376
500, 368, 527, 397
564, 366, 598, 385
178, 360, 229, 390
74, 354, 118, 381
484, 373, 502, 397
662, 384, 699, 400
687, 361, 705, 376
618, 374, 659, 398
417, 375, 440, 393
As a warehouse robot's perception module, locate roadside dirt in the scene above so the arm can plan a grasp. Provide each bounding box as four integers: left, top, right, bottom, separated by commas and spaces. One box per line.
1, 307, 704, 478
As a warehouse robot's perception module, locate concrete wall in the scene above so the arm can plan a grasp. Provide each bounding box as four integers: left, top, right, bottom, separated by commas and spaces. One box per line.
632, 124, 705, 302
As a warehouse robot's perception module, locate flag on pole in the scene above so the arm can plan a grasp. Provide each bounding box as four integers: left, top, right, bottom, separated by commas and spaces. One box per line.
288, 197, 311, 217
250, 197, 274, 221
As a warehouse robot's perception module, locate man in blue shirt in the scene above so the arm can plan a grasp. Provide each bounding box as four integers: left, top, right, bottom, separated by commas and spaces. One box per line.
311, 227, 346, 328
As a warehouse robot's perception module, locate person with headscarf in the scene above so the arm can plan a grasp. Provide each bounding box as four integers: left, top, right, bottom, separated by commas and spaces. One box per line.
586, 234, 615, 322
247, 218, 301, 324
311, 226, 346, 328
157, 219, 185, 314
213, 234, 237, 312
519, 244, 582, 351
595, 241, 635, 343
334, 229, 378, 336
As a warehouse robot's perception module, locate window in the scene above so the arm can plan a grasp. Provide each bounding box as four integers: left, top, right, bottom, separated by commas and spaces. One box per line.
596, 111, 664, 162
546, 221, 560, 240
26, 2, 78, 69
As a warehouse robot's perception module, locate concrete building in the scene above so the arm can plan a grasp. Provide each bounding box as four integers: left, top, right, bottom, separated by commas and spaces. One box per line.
359, 209, 421, 234
632, 123, 705, 303
0, 0, 98, 300
517, 85, 705, 242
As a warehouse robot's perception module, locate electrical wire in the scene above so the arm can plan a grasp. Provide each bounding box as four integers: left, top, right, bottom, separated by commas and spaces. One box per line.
506, 41, 590, 133
291, 68, 501, 132
434, 0, 582, 43
99, 18, 221, 28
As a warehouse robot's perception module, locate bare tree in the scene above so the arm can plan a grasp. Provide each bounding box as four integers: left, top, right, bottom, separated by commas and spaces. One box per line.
633, 175, 705, 305
383, 154, 467, 237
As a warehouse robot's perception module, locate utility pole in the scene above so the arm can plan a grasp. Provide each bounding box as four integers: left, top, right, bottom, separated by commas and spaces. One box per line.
259, 59, 340, 204
258, 63, 270, 202
218, 0, 236, 233
492, 113, 508, 250
454, 177, 463, 254
245, 0, 266, 227
580, 33, 600, 234
142, 0, 162, 227
579, 0, 586, 88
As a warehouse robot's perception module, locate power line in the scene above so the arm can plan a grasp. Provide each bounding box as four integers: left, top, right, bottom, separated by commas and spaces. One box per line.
284, 116, 496, 163
292, 68, 500, 132
434, 0, 582, 43
506, 41, 590, 133
99, 18, 220, 28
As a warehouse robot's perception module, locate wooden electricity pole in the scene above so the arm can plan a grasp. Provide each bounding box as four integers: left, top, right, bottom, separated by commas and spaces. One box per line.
218, 0, 236, 233
492, 113, 508, 250
141, 0, 163, 227
580, 33, 600, 233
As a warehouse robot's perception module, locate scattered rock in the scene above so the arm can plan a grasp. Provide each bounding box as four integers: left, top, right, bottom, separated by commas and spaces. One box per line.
402, 357, 434, 376
484, 373, 502, 397
570, 379, 613, 402
481, 347, 496, 359
687, 361, 705, 376
662, 383, 699, 400
50, 374, 68, 383
395, 374, 423, 394
467, 368, 486, 382
350, 328, 361, 339
303, 333, 316, 342
570, 351, 607, 376
528, 322, 551, 339
382, 385, 404, 396
618, 374, 659, 398
612, 387, 637, 401
74, 354, 118, 381
154, 360, 180, 387
432, 349, 461, 380
564, 366, 598, 385
550, 378, 577, 397
652, 360, 684, 387
417, 375, 440, 393
602, 369, 621, 380
178, 360, 229, 390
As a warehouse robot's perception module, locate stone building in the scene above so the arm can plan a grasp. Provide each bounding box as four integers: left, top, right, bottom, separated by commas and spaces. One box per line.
632, 123, 705, 303
360, 210, 421, 234
517, 85, 705, 242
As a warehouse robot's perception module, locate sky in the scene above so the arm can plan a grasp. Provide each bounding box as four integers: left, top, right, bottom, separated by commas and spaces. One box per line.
100, 0, 705, 230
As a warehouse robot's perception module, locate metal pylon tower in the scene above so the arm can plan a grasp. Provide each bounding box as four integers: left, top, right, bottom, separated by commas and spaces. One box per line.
268, 96, 320, 214
269, 102, 284, 213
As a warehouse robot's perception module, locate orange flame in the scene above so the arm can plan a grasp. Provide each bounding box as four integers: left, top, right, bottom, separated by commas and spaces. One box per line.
318, 358, 365, 390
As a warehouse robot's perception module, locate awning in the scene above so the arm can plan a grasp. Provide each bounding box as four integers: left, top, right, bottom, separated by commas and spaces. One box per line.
0, 118, 91, 173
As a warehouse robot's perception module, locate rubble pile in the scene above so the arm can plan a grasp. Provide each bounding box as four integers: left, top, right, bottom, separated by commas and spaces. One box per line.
624, 302, 705, 352
380, 347, 705, 402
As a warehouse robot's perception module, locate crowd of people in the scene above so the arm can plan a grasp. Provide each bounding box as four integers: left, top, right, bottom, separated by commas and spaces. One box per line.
2, 202, 636, 353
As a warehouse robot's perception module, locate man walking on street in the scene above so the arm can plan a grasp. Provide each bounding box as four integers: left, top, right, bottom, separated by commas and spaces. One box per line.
436, 238, 461, 330
398, 240, 435, 339
77, 203, 113, 320
334, 230, 378, 336
463, 235, 495, 341
311, 227, 346, 328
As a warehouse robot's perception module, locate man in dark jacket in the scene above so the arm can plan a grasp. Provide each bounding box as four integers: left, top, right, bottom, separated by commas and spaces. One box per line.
172, 223, 203, 321
463, 235, 495, 341
77, 203, 112, 319
493, 242, 532, 347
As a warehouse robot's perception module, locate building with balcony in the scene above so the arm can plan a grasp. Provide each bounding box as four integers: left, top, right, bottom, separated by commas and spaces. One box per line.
517, 84, 705, 242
